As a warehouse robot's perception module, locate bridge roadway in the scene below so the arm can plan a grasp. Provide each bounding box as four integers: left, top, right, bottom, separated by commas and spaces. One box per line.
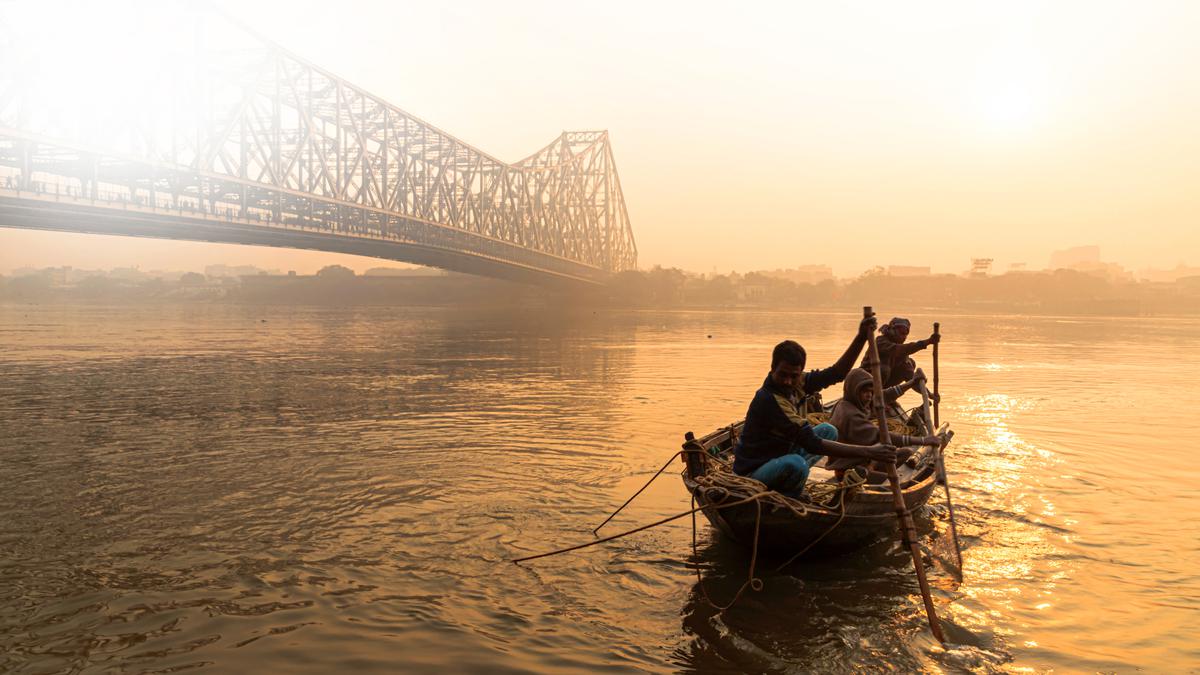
0, 147, 611, 287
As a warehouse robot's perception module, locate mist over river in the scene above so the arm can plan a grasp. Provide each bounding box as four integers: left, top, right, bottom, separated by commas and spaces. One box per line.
1, 303, 1197, 672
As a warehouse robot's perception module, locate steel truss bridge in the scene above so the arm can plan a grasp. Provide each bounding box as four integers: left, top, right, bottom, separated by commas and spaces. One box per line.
0, 6, 636, 285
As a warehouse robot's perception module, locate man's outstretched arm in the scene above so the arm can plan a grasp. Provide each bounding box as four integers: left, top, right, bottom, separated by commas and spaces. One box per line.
819, 438, 899, 463
900, 331, 940, 356
772, 392, 898, 463
805, 315, 876, 393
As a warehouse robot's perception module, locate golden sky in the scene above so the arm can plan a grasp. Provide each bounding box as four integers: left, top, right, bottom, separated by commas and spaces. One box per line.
3, 0, 1198, 276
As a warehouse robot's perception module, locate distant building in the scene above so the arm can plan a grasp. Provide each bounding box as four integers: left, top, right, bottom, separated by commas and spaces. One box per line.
970, 258, 993, 276
205, 264, 278, 278
1079, 262, 1134, 282
1137, 264, 1200, 283
65, 267, 104, 284
138, 269, 189, 281
1049, 245, 1101, 270
737, 283, 767, 301
44, 266, 71, 286
887, 265, 930, 277
760, 265, 834, 284
1047, 246, 1132, 282
108, 266, 148, 281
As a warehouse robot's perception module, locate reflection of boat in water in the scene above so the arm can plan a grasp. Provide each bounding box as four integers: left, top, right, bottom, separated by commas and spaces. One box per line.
677, 534, 947, 672
681, 402, 951, 557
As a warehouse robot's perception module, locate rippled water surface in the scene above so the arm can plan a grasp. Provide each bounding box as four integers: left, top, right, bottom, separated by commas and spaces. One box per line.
1, 303, 1198, 673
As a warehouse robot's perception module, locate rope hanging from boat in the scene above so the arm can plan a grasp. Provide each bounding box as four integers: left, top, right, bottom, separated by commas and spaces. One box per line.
511, 447, 866, 612
688, 467, 867, 610
690, 492, 764, 610
591, 448, 727, 535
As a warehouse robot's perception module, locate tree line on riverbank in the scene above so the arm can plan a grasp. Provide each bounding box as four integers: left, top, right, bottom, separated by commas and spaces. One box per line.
3, 264, 1199, 316
608, 266, 1200, 315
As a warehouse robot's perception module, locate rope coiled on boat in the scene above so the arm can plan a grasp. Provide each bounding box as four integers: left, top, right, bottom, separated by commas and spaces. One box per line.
807, 411, 915, 436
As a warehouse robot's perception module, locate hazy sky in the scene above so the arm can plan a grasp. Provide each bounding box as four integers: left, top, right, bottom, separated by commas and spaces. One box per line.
3, 0, 1198, 276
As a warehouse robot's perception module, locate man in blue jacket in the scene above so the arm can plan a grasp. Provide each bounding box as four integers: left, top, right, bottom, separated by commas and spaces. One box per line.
732, 316, 898, 497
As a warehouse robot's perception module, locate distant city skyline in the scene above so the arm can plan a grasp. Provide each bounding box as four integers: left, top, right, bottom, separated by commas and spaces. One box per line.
1, 227, 1191, 281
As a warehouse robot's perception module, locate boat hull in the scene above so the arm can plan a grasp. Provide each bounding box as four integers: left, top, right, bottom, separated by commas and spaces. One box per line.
680, 410, 946, 558
684, 471, 939, 556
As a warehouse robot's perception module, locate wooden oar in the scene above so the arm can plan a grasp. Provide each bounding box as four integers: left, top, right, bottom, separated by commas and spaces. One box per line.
919, 380, 964, 581
932, 322, 940, 428
863, 306, 945, 643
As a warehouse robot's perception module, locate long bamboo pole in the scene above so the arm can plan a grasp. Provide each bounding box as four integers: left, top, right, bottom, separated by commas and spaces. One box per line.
863, 306, 945, 643
932, 322, 940, 428
920, 381, 964, 581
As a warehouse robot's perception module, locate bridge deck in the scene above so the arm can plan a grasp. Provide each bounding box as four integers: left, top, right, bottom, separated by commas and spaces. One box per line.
0, 185, 605, 286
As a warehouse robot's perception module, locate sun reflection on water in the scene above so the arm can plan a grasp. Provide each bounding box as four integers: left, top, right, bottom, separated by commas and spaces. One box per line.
944, 388, 1081, 666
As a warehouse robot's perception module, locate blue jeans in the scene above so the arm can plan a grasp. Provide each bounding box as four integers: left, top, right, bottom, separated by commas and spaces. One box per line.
749, 423, 838, 497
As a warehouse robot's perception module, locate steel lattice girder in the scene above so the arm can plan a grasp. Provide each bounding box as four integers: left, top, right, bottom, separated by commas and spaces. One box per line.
0, 5, 637, 281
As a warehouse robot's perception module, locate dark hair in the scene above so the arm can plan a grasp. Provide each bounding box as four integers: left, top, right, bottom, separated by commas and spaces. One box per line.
771, 340, 806, 371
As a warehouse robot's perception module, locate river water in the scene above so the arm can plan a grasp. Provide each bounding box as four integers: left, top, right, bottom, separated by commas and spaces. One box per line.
0, 303, 1197, 673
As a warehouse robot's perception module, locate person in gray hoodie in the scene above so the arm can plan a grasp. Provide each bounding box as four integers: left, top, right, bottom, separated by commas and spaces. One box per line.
827, 367, 940, 480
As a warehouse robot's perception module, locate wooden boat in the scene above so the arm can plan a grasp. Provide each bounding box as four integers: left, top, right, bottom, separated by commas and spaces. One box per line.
681, 402, 951, 557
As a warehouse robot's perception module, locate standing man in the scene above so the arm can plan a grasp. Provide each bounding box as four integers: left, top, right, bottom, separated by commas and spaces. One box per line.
863, 317, 940, 389
732, 316, 898, 497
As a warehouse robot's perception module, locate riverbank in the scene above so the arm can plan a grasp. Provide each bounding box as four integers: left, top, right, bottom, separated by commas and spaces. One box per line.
4, 265, 1198, 316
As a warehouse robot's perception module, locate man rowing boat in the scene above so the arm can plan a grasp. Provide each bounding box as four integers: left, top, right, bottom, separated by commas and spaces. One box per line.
731, 316, 898, 497
827, 367, 940, 481
863, 317, 940, 389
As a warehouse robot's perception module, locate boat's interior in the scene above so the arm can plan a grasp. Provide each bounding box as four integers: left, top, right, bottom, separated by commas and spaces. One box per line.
686, 397, 948, 492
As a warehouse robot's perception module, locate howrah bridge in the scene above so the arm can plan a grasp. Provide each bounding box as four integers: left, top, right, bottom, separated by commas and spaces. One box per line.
0, 5, 637, 286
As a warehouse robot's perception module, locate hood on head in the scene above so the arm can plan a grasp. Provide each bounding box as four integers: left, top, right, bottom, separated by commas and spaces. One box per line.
842, 368, 875, 409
